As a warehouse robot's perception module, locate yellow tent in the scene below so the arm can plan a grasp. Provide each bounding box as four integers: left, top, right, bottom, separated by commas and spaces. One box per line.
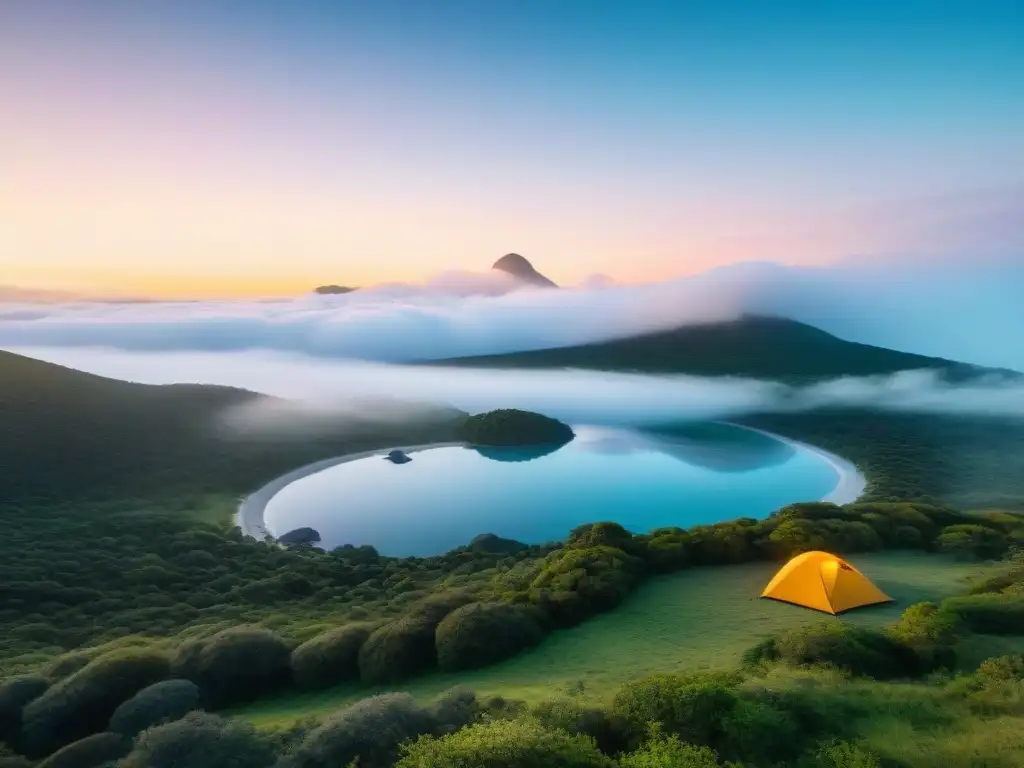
760, 551, 893, 615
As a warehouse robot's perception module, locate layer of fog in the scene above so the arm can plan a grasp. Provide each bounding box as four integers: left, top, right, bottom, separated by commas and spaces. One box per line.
9, 347, 1024, 431
1, 257, 1022, 370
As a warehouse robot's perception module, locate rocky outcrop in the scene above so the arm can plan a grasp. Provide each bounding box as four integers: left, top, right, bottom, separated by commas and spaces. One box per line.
384, 449, 413, 464
491, 254, 557, 288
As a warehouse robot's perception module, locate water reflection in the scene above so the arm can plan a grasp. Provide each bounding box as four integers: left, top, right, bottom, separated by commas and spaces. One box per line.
263, 421, 839, 557
470, 443, 569, 463
648, 423, 795, 473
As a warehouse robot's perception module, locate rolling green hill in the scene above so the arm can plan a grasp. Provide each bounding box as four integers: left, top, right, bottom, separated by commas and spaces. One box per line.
435, 315, 1001, 382
0, 350, 464, 504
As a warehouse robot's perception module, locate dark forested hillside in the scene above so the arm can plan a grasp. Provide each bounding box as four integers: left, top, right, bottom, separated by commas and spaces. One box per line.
0, 350, 463, 504
435, 315, 1001, 382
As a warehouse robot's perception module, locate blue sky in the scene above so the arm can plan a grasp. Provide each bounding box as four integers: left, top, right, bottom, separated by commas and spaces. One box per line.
1, 0, 1022, 294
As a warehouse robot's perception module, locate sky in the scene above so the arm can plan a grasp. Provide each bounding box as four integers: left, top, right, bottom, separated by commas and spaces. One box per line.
2, 1, 1023, 298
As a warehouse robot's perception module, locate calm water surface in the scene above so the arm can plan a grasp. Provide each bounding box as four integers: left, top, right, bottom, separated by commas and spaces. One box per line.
263, 423, 839, 557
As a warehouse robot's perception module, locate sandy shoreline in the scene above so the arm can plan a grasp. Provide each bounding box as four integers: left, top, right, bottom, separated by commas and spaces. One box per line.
234, 442, 465, 541
236, 426, 866, 543
723, 422, 867, 505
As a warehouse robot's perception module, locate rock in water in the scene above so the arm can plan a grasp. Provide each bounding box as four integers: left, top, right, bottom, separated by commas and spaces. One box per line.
492, 253, 557, 288
385, 449, 413, 464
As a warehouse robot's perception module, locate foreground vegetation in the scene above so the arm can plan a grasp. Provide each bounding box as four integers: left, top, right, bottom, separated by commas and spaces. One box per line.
3, 552, 1024, 766
3, 347, 1024, 766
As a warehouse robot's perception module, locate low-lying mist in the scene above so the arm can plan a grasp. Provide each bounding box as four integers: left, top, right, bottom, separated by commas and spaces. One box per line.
1, 256, 1022, 370
8, 347, 1024, 436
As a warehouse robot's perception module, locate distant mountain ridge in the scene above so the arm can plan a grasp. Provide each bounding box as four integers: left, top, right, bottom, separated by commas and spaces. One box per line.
434, 315, 1010, 383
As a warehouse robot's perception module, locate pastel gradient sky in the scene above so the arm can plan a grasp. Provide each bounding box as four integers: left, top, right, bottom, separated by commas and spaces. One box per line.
2, 1, 1022, 298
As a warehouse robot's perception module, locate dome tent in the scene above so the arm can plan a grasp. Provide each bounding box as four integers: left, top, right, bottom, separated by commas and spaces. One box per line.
761, 551, 893, 615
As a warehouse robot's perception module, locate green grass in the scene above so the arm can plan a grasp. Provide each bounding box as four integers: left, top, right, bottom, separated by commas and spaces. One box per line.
234, 551, 1013, 728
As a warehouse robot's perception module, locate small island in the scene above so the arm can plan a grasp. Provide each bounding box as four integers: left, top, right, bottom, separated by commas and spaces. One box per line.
457, 408, 575, 447
313, 285, 357, 295
277, 527, 321, 546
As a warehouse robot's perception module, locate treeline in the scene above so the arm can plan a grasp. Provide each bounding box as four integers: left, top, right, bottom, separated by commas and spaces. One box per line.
3, 557, 1023, 767
741, 408, 1024, 509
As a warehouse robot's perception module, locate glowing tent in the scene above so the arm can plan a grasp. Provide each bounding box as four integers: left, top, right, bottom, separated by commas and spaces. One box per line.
760, 551, 893, 615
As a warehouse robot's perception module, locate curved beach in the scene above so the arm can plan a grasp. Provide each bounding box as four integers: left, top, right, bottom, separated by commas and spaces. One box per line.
724, 422, 867, 505
235, 442, 465, 540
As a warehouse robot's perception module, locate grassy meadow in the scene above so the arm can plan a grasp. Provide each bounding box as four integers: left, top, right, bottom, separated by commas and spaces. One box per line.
234, 550, 1013, 728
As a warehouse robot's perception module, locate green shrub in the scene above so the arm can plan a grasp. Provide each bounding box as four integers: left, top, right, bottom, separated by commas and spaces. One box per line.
429, 687, 481, 735
435, 602, 543, 671
36, 732, 130, 768
531, 698, 630, 756
291, 624, 373, 689
0, 676, 48, 743
108, 679, 200, 738
808, 739, 882, 768
942, 593, 1024, 634
395, 717, 615, 768
120, 712, 276, 768
612, 673, 738, 748
619, 725, 720, 768
749, 622, 922, 679
720, 697, 801, 765
43, 652, 95, 682
358, 617, 438, 684
936, 524, 1009, 560
288, 692, 438, 768
171, 626, 291, 708
887, 602, 961, 671
359, 592, 472, 684
644, 530, 691, 573
529, 546, 643, 627
20, 648, 169, 757
975, 653, 1024, 688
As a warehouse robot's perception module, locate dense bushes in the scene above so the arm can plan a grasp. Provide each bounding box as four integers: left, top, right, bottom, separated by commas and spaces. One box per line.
744, 622, 923, 679
291, 624, 374, 689
457, 409, 575, 447
0, 676, 47, 744
119, 712, 276, 768
108, 679, 201, 738
524, 546, 644, 627
435, 602, 543, 671
618, 726, 720, 768
20, 648, 169, 757
942, 593, 1024, 634
530, 698, 630, 756
171, 626, 291, 708
359, 592, 473, 684
35, 732, 130, 768
612, 672, 739, 749
888, 602, 961, 671
287, 692, 441, 768
937, 524, 1011, 560
395, 718, 615, 768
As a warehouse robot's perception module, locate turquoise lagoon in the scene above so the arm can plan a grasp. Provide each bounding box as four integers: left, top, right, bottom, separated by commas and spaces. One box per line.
263, 423, 841, 557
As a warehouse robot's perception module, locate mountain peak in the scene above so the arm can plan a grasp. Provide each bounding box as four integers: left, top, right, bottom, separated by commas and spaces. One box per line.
492, 253, 557, 288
